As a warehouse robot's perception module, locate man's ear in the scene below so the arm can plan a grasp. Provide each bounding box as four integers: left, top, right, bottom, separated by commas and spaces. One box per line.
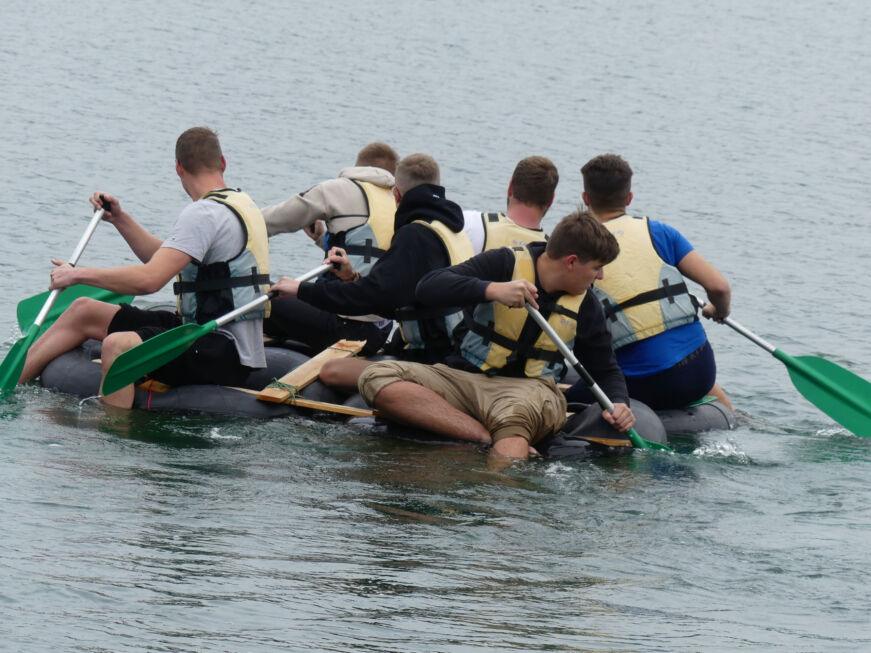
175, 161, 184, 178
219, 155, 227, 173
625, 191, 633, 206
581, 191, 590, 208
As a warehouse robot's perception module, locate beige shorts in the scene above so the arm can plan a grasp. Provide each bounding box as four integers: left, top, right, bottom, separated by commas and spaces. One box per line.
358, 361, 567, 445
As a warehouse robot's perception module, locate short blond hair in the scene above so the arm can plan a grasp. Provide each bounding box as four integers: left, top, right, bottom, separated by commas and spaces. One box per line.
394, 153, 440, 193
355, 142, 399, 174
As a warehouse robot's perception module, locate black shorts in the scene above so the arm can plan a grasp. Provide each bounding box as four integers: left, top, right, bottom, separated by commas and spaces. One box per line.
107, 304, 253, 387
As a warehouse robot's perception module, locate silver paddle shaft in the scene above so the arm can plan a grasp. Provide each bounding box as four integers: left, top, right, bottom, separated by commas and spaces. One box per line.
525, 303, 616, 412
215, 263, 332, 327
33, 208, 106, 327
691, 293, 777, 354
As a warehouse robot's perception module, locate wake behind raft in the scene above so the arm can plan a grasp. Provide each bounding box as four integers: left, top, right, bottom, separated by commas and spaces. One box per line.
39, 340, 736, 458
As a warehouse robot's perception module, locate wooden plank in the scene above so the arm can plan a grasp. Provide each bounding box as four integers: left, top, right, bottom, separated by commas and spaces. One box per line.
287, 397, 376, 417
234, 386, 376, 417
256, 339, 366, 403
137, 379, 172, 393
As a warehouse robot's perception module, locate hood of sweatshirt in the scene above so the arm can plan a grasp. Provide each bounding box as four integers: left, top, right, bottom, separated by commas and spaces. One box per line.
394, 184, 465, 233
338, 166, 395, 189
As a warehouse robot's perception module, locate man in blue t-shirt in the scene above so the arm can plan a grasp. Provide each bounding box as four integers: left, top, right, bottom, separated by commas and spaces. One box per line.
569, 153, 733, 411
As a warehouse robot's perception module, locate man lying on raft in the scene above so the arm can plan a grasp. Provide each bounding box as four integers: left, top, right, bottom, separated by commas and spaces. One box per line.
577, 153, 733, 411
357, 211, 636, 462
463, 155, 558, 253
18, 127, 269, 408
271, 153, 474, 389
262, 142, 399, 356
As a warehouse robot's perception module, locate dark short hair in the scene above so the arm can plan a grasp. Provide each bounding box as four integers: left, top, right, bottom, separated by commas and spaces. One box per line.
546, 210, 619, 263
510, 156, 559, 209
356, 142, 399, 174
394, 153, 440, 192
175, 127, 223, 174
581, 154, 633, 212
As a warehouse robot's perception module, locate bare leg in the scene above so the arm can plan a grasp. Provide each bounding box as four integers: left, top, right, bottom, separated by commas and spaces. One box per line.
319, 358, 375, 392
99, 331, 142, 409
371, 380, 491, 445
20, 298, 121, 382
708, 382, 734, 411
487, 435, 531, 470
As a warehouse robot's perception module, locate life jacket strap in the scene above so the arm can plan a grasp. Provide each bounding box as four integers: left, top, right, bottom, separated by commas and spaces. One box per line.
343, 240, 388, 264
601, 280, 690, 322
173, 272, 271, 295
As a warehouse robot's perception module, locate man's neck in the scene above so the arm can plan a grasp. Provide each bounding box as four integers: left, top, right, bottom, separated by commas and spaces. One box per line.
506, 199, 544, 230
588, 208, 626, 223
186, 172, 229, 201
534, 253, 560, 294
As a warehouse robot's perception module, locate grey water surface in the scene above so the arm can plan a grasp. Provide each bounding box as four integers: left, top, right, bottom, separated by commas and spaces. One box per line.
1, 1, 870, 651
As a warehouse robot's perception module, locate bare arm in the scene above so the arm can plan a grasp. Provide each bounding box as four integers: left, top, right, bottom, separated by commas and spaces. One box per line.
50, 247, 192, 296
90, 192, 163, 262
677, 250, 731, 320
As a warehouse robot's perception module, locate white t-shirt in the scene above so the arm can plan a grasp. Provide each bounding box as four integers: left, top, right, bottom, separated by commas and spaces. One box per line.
162, 199, 266, 368
462, 209, 485, 254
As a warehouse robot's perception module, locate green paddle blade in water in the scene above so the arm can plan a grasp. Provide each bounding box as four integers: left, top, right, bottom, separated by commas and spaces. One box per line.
100, 320, 217, 396
17, 285, 132, 332
775, 350, 871, 437
0, 325, 41, 392
626, 426, 671, 451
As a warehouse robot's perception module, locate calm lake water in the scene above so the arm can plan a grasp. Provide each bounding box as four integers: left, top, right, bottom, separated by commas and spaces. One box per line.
2, 1, 870, 651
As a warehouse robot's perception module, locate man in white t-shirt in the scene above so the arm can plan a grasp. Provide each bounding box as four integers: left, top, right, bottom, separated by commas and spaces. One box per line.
462, 155, 557, 253
19, 127, 269, 408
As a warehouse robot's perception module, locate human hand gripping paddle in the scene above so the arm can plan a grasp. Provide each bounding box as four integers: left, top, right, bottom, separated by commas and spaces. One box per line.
693, 295, 871, 437
0, 201, 126, 391
525, 303, 672, 452
100, 263, 333, 396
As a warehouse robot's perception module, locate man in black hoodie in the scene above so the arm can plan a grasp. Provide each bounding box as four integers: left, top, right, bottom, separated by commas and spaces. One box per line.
270, 153, 473, 389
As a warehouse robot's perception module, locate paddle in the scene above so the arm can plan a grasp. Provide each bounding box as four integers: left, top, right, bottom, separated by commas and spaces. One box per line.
695, 296, 871, 437
0, 205, 110, 391
101, 264, 333, 396
525, 303, 672, 451
17, 285, 133, 333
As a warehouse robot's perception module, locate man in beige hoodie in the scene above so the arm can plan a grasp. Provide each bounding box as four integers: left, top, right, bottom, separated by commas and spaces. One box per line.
261, 142, 398, 355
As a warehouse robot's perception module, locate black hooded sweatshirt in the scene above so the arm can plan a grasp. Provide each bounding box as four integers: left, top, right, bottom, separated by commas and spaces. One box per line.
297, 183, 465, 320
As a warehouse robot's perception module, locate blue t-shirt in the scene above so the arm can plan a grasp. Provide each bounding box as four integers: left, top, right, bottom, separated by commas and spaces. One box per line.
613, 219, 707, 377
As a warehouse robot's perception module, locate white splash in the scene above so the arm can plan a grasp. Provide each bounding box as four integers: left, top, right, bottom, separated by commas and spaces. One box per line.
207, 427, 241, 441
692, 438, 751, 463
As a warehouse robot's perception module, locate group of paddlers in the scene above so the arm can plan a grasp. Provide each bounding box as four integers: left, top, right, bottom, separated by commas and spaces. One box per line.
17, 127, 733, 462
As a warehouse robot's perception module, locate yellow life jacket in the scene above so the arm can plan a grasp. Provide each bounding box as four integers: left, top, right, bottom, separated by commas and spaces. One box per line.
174, 189, 271, 325
334, 180, 397, 277
592, 214, 697, 349
481, 212, 547, 250
460, 246, 584, 380
396, 220, 474, 352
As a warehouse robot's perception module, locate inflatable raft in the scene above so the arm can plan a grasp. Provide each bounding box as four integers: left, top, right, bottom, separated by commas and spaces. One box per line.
40, 341, 736, 458
40, 339, 342, 418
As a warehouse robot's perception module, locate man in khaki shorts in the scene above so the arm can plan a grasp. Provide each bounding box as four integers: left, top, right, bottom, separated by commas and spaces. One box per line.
358, 211, 636, 462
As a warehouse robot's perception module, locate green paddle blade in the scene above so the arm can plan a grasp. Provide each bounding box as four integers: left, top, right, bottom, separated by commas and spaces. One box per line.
17, 285, 133, 332
0, 325, 40, 392
626, 427, 671, 451
774, 350, 871, 437
101, 320, 217, 396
